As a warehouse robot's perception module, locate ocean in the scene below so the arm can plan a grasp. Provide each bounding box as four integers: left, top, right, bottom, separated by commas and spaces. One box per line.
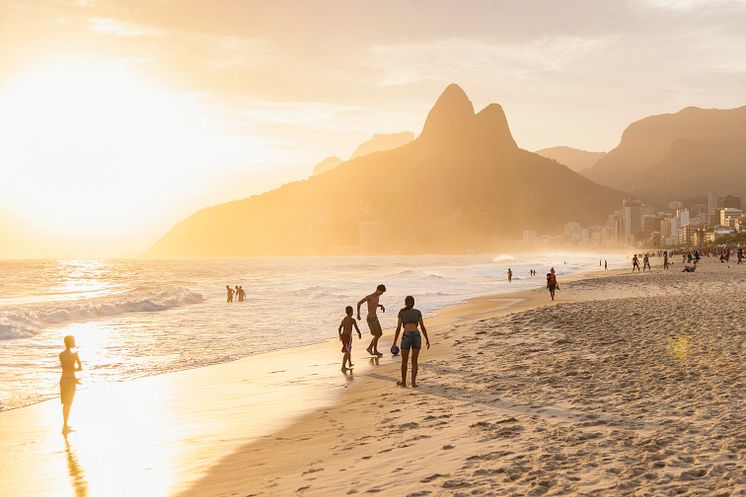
0, 253, 622, 411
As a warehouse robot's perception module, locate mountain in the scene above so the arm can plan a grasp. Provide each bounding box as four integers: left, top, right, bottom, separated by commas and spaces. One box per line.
311, 132, 414, 176
582, 106, 746, 199
311, 156, 344, 176
535, 146, 606, 173
350, 132, 414, 159
146, 84, 626, 257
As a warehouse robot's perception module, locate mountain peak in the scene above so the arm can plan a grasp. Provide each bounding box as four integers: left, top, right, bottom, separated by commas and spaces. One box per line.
419, 84, 475, 142
475, 103, 516, 149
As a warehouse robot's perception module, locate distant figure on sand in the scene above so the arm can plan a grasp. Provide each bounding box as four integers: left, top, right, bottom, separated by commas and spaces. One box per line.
392, 296, 430, 387
632, 255, 640, 272
507, 268, 512, 283
546, 272, 558, 300
357, 284, 386, 357
338, 306, 361, 372
604, 260, 608, 271
643, 254, 651, 272
59, 335, 82, 434
663, 251, 669, 270
226, 285, 234, 303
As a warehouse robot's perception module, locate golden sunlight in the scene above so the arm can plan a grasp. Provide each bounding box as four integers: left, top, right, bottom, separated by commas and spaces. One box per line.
0, 59, 206, 239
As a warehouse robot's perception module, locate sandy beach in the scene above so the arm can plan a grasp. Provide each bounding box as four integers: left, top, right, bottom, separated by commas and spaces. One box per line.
180, 259, 746, 497
2, 260, 745, 497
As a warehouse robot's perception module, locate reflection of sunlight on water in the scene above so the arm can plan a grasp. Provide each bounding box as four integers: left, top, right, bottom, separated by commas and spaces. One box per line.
671, 336, 691, 360
54, 259, 116, 297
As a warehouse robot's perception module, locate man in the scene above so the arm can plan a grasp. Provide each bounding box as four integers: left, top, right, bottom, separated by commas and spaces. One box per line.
357, 284, 386, 357
226, 285, 234, 303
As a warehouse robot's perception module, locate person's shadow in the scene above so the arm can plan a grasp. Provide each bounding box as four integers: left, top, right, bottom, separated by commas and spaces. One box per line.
64, 436, 89, 497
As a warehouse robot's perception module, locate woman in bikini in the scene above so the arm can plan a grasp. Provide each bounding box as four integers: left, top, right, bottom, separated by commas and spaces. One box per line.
391, 296, 430, 387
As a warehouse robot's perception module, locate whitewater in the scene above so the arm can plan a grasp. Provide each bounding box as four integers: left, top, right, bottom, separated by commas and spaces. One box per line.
0, 254, 623, 411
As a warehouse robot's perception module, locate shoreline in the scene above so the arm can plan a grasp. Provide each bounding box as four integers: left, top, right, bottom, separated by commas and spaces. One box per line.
0, 266, 616, 497
177, 259, 746, 497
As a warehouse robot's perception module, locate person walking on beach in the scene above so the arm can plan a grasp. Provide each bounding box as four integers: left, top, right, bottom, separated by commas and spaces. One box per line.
604, 260, 608, 271
357, 284, 386, 357
59, 335, 82, 434
643, 254, 651, 272
391, 296, 430, 387
338, 306, 361, 372
663, 251, 669, 270
226, 285, 234, 303
546, 272, 558, 300
632, 254, 640, 272
507, 268, 513, 283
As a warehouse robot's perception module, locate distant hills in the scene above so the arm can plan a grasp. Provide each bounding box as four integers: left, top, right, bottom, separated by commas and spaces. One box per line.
535, 146, 606, 173
582, 106, 746, 204
311, 132, 414, 176
145, 84, 627, 257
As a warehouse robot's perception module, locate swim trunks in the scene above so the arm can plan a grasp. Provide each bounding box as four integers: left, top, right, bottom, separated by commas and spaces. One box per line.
401, 331, 421, 350
340, 333, 352, 353
366, 315, 383, 337
60, 377, 77, 404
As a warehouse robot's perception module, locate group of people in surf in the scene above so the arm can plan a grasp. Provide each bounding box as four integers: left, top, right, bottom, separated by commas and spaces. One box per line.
225, 285, 246, 303
337, 284, 431, 388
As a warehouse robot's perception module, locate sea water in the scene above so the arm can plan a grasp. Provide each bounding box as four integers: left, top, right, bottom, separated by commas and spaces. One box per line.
0, 253, 622, 411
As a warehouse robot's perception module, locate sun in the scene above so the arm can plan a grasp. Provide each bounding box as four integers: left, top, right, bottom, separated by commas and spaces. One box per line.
0, 59, 204, 245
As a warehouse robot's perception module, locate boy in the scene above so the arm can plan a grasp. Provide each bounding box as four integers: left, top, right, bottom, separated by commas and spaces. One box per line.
339, 306, 361, 371
59, 335, 82, 434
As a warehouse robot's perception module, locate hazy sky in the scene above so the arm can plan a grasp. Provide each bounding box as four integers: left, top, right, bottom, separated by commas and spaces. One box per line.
1, 0, 745, 257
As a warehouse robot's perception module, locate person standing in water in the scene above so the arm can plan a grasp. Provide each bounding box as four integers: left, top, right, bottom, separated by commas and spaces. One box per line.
59, 335, 82, 434
226, 285, 235, 303
357, 284, 386, 357
507, 268, 513, 283
338, 306, 361, 372
392, 296, 430, 387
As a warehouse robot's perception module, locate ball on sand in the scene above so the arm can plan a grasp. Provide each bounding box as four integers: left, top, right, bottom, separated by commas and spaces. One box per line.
390, 345, 400, 356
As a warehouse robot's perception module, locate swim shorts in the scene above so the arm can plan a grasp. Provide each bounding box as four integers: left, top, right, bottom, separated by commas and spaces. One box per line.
60, 377, 77, 405
340, 334, 352, 353
401, 331, 421, 350
366, 315, 383, 336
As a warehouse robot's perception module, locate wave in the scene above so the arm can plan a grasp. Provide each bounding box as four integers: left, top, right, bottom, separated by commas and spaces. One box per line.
492, 254, 515, 263
387, 269, 445, 279
0, 285, 204, 340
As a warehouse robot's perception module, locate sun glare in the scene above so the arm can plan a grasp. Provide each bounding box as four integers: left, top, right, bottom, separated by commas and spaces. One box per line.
0, 60, 209, 245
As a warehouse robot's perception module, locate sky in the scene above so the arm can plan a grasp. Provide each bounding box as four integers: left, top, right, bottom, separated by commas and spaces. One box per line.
0, 0, 745, 258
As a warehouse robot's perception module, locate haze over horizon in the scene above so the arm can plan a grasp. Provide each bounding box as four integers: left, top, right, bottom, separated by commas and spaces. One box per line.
1, 0, 745, 258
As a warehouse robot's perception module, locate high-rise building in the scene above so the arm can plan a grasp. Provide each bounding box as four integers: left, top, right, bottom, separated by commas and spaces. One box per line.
718, 195, 742, 210
720, 208, 744, 230
676, 208, 690, 227
642, 215, 661, 240
708, 190, 721, 225
623, 199, 643, 242
660, 218, 673, 238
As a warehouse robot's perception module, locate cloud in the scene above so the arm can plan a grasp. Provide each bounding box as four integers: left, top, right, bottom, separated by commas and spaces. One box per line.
89, 17, 162, 37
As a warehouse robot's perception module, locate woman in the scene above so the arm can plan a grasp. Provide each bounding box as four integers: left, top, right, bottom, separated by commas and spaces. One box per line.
392, 296, 430, 387
546, 272, 558, 301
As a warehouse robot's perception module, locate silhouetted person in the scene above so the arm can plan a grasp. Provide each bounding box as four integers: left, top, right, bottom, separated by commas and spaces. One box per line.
226, 285, 234, 303
59, 335, 82, 434
507, 268, 512, 283
236, 285, 246, 302
547, 273, 558, 300
338, 306, 361, 372
663, 251, 669, 270
604, 260, 608, 270
391, 296, 430, 387
357, 284, 386, 357
632, 254, 640, 272
643, 254, 651, 272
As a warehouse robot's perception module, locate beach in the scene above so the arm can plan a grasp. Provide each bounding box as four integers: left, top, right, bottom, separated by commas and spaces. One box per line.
181, 259, 745, 497
2, 258, 745, 497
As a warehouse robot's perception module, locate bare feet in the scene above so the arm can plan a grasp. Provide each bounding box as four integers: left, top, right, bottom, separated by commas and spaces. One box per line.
366, 346, 374, 356
375, 351, 383, 357
396, 380, 406, 387
341, 366, 348, 373
412, 382, 418, 388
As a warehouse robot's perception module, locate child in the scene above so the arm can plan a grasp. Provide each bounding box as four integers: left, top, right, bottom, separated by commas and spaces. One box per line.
59, 335, 82, 434
339, 306, 361, 372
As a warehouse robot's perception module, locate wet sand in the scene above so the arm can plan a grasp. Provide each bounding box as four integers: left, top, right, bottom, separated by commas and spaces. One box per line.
179, 259, 746, 497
